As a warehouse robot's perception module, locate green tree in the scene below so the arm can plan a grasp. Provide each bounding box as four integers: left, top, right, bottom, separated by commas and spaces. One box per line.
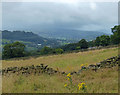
95, 37, 101, 46
88, 40, 95, 47
3, 41, 25, 59
100, 35, 110, 46
55, 48, 64, 54
95, 35, 110, 46
78, 39, 88, 49
40, 46, 53, 55
111, 25, 120, 44
61, 43, 78, 51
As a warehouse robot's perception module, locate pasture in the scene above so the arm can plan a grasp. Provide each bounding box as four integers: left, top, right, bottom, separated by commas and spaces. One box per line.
2, 47, 118, 93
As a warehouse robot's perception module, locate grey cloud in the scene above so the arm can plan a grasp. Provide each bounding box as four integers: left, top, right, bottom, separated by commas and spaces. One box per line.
2, 2, 118, 34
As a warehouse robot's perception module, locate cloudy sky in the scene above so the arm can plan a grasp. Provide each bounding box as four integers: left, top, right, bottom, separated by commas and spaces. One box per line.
2, 1, 118, 34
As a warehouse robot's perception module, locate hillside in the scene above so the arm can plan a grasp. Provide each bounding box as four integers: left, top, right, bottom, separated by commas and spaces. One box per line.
2, 47, 118, 71
38, 29, 108, 41
2, 47, 118, 93
1, 30, 61, 50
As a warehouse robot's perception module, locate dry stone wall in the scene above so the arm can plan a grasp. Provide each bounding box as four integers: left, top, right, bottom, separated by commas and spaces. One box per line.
0, 55, 119, 76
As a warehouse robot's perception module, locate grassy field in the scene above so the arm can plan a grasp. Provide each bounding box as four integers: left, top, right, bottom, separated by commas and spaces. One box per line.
2, 47, 118, 72
2, 47, 118, 93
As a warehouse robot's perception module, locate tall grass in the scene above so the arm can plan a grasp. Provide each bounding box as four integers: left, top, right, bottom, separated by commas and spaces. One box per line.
2, 47, 118, 93
2, 66, 118, 93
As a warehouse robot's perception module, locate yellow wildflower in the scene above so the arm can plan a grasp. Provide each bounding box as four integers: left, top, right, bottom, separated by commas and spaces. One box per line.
78, 82, 87, 89
81, 82, 85, 85
78, 86, 82, 90
85, 86, 87, 88
80, 64, 84, 68
64, 84, 67, 87
78, 83, 81, 87
67, 73, 71, 77
68, 78, 70, 80
78, 83, 82, 90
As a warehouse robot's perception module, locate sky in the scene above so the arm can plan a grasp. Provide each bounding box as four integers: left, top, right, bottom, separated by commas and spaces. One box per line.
2, 1, 118, 34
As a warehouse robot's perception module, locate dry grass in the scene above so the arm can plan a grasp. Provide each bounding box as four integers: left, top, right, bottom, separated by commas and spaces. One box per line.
2, 66, 118, 93
2, 47, 118, 93
2, 47, 118, 72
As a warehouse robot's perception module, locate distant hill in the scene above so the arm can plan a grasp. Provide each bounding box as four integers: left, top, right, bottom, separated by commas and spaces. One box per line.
1, 29, 109, 51
38, 29, 108, 41
1, 30, 61, 50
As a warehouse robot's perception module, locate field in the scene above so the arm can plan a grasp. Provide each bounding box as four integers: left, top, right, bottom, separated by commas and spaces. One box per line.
2, 47, 118, 93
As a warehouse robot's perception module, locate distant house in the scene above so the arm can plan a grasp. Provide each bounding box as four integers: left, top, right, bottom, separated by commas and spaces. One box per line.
88, 47, 97, 50
37, 44, 41, 46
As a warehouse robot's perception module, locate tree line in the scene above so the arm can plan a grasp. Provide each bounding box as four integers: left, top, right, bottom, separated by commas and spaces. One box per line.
60, 25, 120, 51
2, 25, 120, 59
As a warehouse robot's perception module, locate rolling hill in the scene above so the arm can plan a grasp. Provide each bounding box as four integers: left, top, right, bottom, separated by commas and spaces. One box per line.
1, 30, 61, 50
38, 29, 108, 41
